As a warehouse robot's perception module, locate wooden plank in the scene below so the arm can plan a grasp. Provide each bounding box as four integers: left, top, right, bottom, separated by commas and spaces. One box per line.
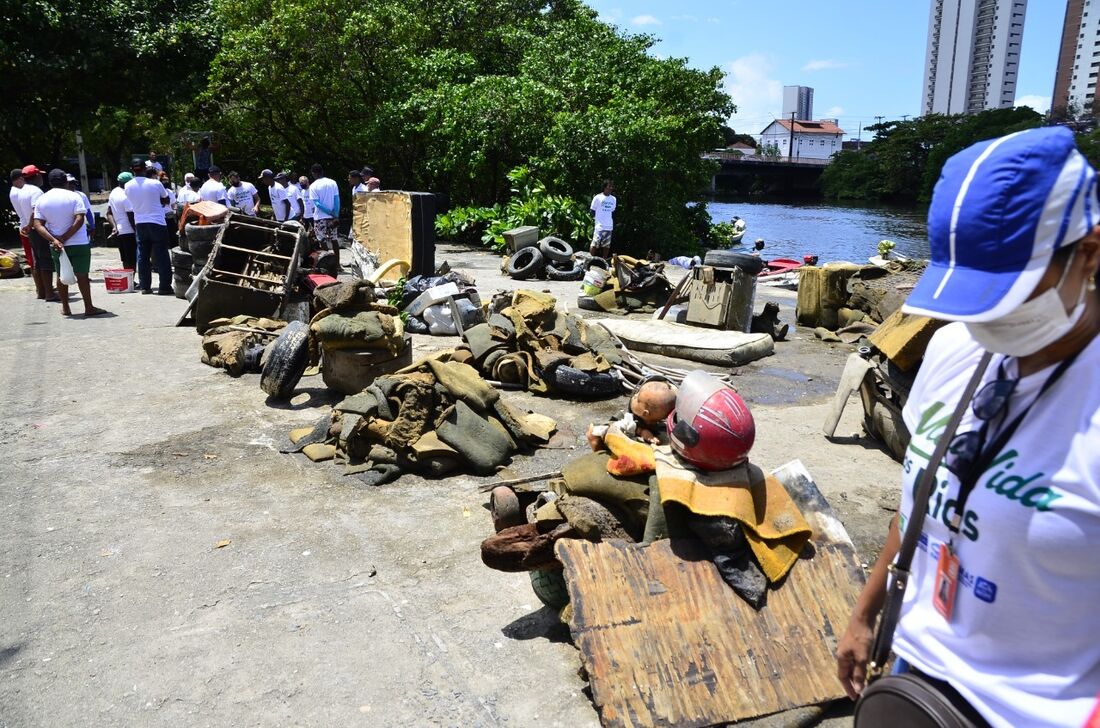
557, 460, 864, 728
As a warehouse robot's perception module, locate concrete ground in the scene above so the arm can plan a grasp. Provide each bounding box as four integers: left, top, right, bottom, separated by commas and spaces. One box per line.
0, 243, 899, 727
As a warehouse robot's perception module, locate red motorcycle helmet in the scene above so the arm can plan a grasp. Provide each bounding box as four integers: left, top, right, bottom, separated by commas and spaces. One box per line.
667, 371, 755, 471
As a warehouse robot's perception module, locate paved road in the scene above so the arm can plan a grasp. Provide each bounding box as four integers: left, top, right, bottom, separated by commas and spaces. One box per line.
0, 244, 894, 726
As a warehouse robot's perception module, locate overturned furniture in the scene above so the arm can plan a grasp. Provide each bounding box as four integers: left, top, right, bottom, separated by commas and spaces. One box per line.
595, 318, 774, 367
191, 213, 307, 333
351, 191, 437, 282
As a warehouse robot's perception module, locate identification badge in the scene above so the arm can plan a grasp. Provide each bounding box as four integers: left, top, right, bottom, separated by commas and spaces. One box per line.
932, 544, 960, 621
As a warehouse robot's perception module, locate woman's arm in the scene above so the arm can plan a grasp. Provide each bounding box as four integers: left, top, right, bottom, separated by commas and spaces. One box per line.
836, 514, 900, 700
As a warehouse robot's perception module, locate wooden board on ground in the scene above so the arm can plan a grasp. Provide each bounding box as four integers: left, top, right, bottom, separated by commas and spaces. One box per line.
557, 460, 863, 728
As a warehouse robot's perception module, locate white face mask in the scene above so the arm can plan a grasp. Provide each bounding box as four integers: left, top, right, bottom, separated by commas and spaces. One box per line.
966, 247, 1088, 357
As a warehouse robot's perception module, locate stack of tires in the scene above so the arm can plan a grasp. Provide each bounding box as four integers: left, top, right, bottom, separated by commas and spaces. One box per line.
174, 222, 224, 299
504, 236, 584, 281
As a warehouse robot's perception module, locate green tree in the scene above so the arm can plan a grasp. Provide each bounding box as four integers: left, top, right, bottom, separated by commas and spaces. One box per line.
205, 0, 732, 252
0, 0, 218, 179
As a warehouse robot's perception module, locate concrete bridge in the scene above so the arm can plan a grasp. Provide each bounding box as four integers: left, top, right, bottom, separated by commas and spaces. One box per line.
703, 153, 829, 195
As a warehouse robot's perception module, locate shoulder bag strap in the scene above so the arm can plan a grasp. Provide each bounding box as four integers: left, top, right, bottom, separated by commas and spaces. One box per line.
867, 351, 993, 680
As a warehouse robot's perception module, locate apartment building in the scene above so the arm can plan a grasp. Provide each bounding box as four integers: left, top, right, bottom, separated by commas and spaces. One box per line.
1052, 0, 1100, 116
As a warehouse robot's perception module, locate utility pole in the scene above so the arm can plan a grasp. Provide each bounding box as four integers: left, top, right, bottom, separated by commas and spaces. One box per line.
901, 114, 911, 122
857, 122, 862, 150
75, 130, 89, 194
788, 112, 796, 163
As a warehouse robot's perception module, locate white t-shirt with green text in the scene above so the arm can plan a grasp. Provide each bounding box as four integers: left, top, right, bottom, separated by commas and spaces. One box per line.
590, 192, 616, 232
894, 322, 1100, 728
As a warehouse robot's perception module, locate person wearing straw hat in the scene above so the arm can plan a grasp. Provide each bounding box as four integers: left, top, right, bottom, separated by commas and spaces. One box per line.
836, 127, 1100, 727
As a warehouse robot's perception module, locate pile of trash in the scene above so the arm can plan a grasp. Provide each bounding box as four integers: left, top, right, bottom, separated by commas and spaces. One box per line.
454, 290, 625, 397
577, 255, 672, 314
503, 236, 585, 281
283, 353, 558, 486
393, 269, 485, 336
0, 249, 25, 279
200, 315, 287, 376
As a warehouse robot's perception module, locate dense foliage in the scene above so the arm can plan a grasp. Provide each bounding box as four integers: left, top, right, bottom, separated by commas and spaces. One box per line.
435, 167, 592, 252
0, 0, 219, 179
203, 0, 732, 252
821, 107, 1044, 202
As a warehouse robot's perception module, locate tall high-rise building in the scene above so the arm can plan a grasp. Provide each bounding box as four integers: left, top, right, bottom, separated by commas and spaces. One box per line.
1052, 0, 1098, 117
782, 86, 814, 121
921, 0, 1027, 116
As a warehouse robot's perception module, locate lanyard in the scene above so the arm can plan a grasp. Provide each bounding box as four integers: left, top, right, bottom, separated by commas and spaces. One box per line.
948, 350, 1080, 537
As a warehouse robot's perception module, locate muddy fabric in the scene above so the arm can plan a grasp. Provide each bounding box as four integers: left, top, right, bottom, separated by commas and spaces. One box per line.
356, 463, 402, 487
201, 331, 253, 376
303, 443, 337, 462
654, 448, 812, 584
569, 351, 610, 373
558, 453, 650, 538
687, 514, 768, 607
604, 426, 656, 477
379, 373, 435, 449
314, 280, 375, 311
313, 311, 403, 354
335, 391, 380, 417
463, 323, 504, 364
481, 523, 574, 572
426, 359, 499, 412
281, 412, 333, 453
487, 313, 515, 339
435, 401, 514, 474
555, 494, 634, 541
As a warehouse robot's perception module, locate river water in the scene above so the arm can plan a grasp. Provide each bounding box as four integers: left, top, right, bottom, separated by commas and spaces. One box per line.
706, 199, 930, 263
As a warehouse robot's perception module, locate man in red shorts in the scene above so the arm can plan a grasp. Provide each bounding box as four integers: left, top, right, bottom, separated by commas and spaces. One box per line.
11, 165, 56, 301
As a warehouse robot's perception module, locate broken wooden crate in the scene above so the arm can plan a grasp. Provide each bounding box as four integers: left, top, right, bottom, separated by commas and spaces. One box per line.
557, 460, 863, 728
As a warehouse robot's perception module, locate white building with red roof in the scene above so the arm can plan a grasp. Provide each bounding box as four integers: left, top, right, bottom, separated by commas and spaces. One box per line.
758, 119, 846, 161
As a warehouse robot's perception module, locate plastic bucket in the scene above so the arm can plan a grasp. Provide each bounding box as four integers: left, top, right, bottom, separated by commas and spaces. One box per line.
581, 267, 607, 296
104, 268, 135, 293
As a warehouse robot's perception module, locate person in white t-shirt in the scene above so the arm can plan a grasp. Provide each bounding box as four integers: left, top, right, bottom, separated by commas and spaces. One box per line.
106, 172, 137, 270
308, 163, 340, 263
124, 162, 172, 294
298, 176, 315, 229
226, 171, 259, 216
837, 127, 1100, 728
282, 172, 303, 220
177, 174, 201, 209
65, 174, 95, 240
258, 169, 288, 221
14, 165, 58, 300
147, 151, 164, 173
348, 169, 369, 195
9, 167, 52, 300
32, 169, 106, 316
589, 179, 616, 258
198, 166, 229, 206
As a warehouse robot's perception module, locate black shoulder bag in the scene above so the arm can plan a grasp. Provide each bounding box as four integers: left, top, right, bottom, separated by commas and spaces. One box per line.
853, 352, 992, 728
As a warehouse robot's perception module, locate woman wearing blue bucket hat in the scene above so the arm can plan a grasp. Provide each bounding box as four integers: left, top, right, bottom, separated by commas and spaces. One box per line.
836, 126, 1100, 727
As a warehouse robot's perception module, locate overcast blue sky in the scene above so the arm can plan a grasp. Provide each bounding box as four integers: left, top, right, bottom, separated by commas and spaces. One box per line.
584, 1, 1064, 140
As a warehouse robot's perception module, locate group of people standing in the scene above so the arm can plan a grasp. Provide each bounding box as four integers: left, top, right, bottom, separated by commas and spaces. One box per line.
8, 165, 106, 317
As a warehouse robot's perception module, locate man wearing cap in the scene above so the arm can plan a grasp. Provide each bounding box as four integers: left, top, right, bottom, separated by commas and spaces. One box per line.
308, 163, 340, 263
199, 166, 228, 206
261, 169, 290, 221
837, 127, 1100, 727
226, 171, 259, 216
9, 168, 41, 296
65, 174, 95, 241
32, 169, 106, 316
124, 162, 172, 294
107, 172, 137, 270
14, 165, 57, 301
365, 177, 381, 192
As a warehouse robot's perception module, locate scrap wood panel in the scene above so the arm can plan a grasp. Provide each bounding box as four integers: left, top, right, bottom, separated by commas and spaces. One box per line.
558, 537, 863, 728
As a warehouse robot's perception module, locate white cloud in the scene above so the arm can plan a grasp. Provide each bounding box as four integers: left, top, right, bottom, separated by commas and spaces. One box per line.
670, 14, 698, 22
706, 17, 721, 23
1016, 94, 1051, 113
824, 106, 844, 118
802, 59, 849, 72
725, 54, 784, 134
631, 14, 661, 25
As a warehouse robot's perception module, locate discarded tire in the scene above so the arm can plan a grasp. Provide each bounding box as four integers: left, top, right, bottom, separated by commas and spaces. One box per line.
170, 247, 192, 270
584, 256, 610, 271
186, 223, 221, 263
545, 262, 583, 281
260, 321, 310, 400
538, 236, 573, 264
576, 295, 602, 311
172, 278, 191, 300
545, 365, 621, 397
703, 249, 764, 275
529, 569, 570, 609
505, 246, 545, 280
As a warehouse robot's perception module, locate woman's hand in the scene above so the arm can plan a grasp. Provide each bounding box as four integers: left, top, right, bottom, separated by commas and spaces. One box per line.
836, 613, 876, 700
